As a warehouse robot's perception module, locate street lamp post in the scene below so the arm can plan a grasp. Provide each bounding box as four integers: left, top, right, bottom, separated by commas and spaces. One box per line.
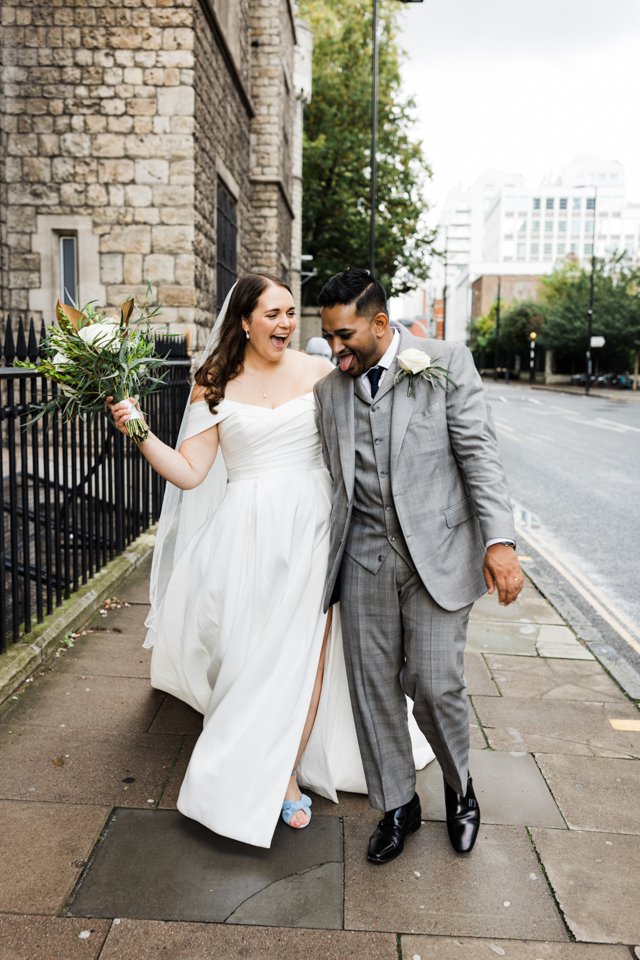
370, 0, 423, 275
576, 185, 598, 395
493, 276, 501, 381
529, 331, 537, 384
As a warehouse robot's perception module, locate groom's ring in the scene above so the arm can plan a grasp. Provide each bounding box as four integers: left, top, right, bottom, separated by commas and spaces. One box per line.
513, 577, 521, 581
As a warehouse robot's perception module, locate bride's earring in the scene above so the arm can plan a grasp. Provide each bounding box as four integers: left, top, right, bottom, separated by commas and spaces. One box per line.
245, 329, 250, 340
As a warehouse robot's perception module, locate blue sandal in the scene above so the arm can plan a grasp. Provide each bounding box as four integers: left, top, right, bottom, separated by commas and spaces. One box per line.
282, 768, 312, 829
281, 793, 312, 829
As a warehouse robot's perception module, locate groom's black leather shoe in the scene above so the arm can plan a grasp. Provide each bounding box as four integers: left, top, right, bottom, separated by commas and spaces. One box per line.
444, 775, 480, 854
367, 793, 422, 865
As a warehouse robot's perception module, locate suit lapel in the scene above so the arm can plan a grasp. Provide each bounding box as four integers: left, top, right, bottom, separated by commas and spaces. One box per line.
331, 372, 356, 494
389, 327, 418, 472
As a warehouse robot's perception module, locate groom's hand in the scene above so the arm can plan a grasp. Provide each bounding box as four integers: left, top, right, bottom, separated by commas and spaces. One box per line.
483, 544, 523, 606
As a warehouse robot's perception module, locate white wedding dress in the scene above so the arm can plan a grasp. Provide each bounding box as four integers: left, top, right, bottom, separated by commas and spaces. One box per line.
147, 391, 434, 848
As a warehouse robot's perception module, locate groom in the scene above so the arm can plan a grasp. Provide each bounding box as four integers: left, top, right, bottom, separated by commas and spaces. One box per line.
314, 268, 523, 865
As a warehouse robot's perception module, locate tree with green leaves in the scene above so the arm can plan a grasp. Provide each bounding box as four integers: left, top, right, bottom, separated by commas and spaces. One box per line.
299, 0, 435, 304
542, 256, 640, 376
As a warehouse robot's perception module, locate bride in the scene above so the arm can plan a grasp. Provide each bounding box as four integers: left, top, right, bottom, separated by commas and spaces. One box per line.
109, 273, 433, 848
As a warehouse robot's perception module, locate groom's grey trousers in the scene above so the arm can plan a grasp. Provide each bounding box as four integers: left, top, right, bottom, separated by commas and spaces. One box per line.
339, 379, 471, 811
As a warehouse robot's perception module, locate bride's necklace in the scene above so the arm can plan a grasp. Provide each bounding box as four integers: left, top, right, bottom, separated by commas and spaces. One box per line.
242, 367, 271, 399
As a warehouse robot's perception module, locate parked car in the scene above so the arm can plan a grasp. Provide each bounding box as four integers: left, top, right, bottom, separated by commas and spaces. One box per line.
595, 372, 633, 389
569, 373, 597, 387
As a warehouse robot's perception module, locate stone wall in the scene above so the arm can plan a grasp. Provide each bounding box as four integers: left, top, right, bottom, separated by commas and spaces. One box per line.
0, 0, 307, 347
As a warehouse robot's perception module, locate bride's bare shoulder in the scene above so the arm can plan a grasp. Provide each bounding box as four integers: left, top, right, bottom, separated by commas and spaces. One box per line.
289, 349, 333, 382
190, 384, 208, 404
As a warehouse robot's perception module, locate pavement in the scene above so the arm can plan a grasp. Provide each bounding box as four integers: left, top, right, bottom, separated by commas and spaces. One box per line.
530, 384, 640, 403
1, 556, 639, 959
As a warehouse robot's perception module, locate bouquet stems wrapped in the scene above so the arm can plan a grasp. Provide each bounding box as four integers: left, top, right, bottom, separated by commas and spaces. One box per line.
18, 296, 169, 443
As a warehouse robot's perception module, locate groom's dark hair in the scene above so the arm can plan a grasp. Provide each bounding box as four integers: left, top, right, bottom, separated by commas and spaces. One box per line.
318, 268, 387, 321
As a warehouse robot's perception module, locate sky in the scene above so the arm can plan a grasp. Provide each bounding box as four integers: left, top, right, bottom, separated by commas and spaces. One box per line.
396, 0, 640, 219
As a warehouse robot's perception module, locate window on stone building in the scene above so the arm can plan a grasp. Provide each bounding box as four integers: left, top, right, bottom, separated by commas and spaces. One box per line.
559, 198, 568, 210
216, 180, 238, 312
59, 234, 79, 305
545, 197, 554, 210
532, 197, 541, 211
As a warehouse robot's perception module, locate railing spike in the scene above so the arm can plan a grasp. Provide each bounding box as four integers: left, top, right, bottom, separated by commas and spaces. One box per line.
16, 317, 27, 362
27, 318, 38, 362
4, 315, 16, 366
39, 320, 47, 359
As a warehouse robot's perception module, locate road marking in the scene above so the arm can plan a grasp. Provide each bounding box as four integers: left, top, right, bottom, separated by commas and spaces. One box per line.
609, 719, 640, 732
495, 423, 523, 443
528, 397, 543, 404
499, 396, 509, 403
596, 418, 640, 434
514, 510, 640, 656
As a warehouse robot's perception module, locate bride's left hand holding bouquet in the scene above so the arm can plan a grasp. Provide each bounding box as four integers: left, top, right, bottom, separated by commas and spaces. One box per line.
17, 296, 167, 443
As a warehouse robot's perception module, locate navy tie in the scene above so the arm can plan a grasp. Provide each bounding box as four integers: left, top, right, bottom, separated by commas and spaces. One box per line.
367, 366, 383, 398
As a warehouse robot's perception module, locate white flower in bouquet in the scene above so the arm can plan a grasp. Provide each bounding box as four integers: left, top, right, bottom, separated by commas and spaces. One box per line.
77, 318, 121, 352
17, 296, 168, 443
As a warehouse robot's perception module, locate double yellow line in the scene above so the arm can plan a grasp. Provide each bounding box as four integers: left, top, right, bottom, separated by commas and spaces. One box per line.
515, 515, 640, 657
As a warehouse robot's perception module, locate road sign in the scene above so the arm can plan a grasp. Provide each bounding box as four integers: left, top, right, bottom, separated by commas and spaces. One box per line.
590, 336, 605, 348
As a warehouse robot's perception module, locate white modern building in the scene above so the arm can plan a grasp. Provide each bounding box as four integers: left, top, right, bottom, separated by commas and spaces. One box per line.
396, 155, 640, 343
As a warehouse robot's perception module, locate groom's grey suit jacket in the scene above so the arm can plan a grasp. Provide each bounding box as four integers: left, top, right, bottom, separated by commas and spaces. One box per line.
314, 327, 516, 614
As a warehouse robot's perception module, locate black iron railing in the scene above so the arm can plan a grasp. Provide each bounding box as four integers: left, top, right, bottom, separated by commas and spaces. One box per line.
0, 315, 191, 653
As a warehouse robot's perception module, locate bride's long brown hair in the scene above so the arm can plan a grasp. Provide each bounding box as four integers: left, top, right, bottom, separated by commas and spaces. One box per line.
194, 273, 293, 413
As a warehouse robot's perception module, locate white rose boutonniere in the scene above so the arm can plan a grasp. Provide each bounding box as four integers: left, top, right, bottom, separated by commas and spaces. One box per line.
394, 348, 457, 397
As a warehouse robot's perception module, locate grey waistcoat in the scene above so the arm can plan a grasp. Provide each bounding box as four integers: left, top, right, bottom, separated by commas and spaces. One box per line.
346, 375, 413, 573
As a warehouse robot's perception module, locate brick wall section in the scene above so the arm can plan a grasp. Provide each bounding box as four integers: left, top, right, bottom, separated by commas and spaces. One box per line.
0, 0, 302, 339
0, 0, 198, 324
246, 0, 296, 281
192, 0, 253, 336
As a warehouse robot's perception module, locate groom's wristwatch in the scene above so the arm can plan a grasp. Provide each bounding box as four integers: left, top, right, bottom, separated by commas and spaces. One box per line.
497, 540, 516, 549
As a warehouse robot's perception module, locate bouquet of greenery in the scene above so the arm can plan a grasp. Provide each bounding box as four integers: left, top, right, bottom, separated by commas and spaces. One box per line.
17, 296, 167, 443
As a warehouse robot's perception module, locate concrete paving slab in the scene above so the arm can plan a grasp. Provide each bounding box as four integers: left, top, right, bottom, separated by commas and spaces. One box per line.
1, 673, 163, 736
416, 749, 565, 828
467, 621, 538, 656
227, 861, 344, 928
98, 920, 399, 960
0, 914, 111, 960
115, 555, 152, 603
158, 735, 197, 809
0, 801, 109, 914
51, 632, 151, 679
307, 789, 378, 818
472, 697, 640, 758
344, 819, 567, 940
535, 754, 640, 833
400, 935, 631, 959
472, 590, 564, 625
531, 827, 640, 943
535, 625, 593, 660
485, 655, 627, 701
148, 693, 203, 735
469, 699, 490, 749
67, 808, 343, 927
0, 723, 182, 806
85, 603, 150, 635
465, 653, 500, 696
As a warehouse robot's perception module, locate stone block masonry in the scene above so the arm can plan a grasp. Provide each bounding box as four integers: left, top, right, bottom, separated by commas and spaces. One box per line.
0, 0, 306, 348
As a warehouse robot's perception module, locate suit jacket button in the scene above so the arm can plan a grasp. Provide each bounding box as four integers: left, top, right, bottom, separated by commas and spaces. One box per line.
378, 555, 384, 562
